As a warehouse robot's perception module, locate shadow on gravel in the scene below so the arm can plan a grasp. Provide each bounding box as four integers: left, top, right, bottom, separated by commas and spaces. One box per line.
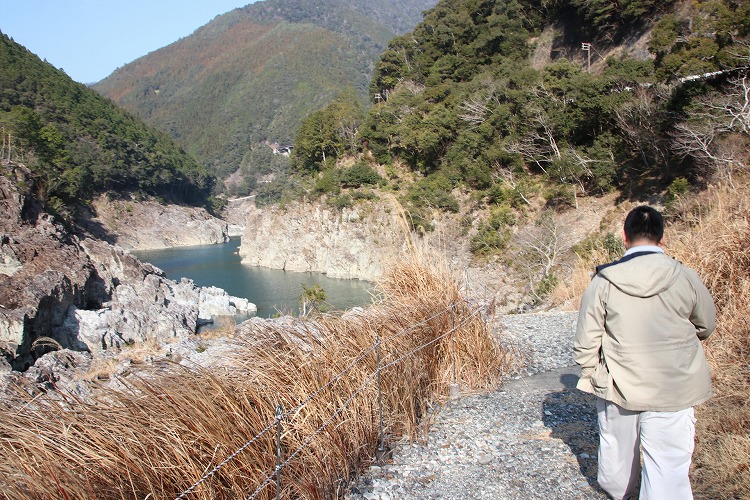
542, 374, 603, 493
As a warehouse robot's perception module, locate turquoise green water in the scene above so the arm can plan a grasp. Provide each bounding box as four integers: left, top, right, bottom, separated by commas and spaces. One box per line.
133, 238, 374, 318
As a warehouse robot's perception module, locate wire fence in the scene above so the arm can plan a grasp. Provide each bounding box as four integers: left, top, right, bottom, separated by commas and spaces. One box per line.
174, 293, 492, 500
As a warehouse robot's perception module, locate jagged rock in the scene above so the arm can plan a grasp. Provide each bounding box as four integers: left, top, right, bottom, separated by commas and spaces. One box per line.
0, 236, 22, 277
0, 166, 254, 372
198, 286, 257, 322
0, 167, 104, 369
24, 349, 92, 387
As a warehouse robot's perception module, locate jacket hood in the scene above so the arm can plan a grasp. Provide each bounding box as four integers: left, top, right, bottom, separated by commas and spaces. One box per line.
598, 253, 682, 298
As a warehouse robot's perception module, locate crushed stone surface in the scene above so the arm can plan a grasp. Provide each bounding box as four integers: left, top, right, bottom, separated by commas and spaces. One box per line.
346, 311, 610, 499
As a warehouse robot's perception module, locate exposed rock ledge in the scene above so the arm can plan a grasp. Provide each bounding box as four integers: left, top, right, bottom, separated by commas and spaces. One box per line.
239, 199, 419, 281
84, 195, 229, 250
0, 166, 254, 373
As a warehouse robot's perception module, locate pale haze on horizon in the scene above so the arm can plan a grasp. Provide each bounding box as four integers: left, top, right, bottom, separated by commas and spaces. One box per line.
1, 0, 258, 84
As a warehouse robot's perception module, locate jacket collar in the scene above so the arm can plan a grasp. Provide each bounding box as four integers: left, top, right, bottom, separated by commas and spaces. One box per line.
596, 249, 663, 274
624, 245, 664, 257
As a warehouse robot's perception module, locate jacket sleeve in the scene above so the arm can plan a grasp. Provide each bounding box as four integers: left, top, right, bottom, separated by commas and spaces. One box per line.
686, 268, 717, 340
574, 276, 608, 391
573, 276, 607, 392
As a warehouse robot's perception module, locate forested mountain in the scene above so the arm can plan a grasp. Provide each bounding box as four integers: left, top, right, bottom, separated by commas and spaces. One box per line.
93, 0, 437, 186
0, 33, 214, 218
287, 0, 750, 237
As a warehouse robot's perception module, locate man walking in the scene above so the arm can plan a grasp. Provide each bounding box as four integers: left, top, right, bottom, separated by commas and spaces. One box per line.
574, 205, 716, 499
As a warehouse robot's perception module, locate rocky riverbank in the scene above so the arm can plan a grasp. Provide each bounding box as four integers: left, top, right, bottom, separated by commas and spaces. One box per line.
0, 165, 253, 377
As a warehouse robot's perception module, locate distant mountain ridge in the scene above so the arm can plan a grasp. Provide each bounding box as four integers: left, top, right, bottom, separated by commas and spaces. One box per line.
94, 0, 437, 180
0, 33, 213, 214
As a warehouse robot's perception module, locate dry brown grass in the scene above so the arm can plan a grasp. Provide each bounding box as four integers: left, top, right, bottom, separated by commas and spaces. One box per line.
0, 260, 512, 499
550, 234, 624, 311
665, 182, 750, 499
549, 255, 597, 310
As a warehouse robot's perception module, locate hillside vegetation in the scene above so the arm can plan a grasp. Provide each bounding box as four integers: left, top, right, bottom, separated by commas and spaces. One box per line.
288, 0, 750, 217
93, 0, 437, 184
0, 33, 215, 218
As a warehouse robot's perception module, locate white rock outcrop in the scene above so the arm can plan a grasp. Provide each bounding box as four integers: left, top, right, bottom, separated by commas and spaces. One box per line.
198, 286, 257, 323
86, 196, 229, 250
238, 200, 415, 281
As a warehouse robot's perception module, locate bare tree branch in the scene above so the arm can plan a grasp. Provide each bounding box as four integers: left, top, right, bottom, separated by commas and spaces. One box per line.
491, 162, 532, 205
515, 211, 559, 303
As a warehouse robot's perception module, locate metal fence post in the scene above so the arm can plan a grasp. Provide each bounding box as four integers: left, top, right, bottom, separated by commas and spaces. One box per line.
449, 303, 459, 399
275, 405, 283, 500
375, 335, 387, 462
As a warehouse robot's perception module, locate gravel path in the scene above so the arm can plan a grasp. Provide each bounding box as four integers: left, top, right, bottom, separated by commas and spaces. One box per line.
347, 311, 609, 500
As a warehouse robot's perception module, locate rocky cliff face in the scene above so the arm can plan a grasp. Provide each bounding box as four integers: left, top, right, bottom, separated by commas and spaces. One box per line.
239, 198, 409, 280
84, 195, 229, 250
0, 165, 253, 372
238, 199, 418, 281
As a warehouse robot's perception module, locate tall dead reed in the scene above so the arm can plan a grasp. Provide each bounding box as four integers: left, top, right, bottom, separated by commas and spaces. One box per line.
0, 260, 512, 499
666, 182, 750, 499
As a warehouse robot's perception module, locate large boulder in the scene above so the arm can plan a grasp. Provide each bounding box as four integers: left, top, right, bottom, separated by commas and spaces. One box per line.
199, 286, 257, 322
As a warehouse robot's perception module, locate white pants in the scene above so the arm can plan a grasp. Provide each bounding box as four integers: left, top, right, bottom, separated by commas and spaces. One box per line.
596, 398, 696, 500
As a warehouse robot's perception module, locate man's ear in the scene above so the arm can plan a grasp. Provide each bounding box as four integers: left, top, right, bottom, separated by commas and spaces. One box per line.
622, 230, 631, 249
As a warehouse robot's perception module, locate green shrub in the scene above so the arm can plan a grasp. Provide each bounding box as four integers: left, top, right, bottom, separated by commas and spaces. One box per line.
405, 207, 435, 233
470, 204, 516, 256
574, 232, 625, 263
384, 163, 399, 179
533, 272, 558, 302
341, 161, 384, 188
666, 177, 690, 204
351, 190, 379, 201
327, 193, 354, 210
314, 169, 341, 196
406, 174, 459, 213
255, 179, 291, 207
544, 184, 577, 210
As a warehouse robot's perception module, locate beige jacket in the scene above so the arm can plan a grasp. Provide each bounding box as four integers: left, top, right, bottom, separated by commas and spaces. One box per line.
574, 251, 716, 411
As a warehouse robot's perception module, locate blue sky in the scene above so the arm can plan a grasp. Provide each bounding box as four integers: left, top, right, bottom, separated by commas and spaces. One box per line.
1, 0, 258, 84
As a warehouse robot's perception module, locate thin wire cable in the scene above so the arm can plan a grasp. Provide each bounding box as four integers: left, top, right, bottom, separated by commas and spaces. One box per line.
282, 342, 377, 419
176, 304, 459, 499
379, 304, 476, 366
179, 302, 487, 500
282, 304, 454, 419
247, 370, 380, 500
379, 306, 452, 345
174, 419, 277, 500
248, 307, 483, 499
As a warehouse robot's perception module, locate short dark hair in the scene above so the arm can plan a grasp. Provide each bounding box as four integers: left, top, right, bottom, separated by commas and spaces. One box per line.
624, 205, 664, 244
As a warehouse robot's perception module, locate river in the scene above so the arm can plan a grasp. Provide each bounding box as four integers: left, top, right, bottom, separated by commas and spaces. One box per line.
133, 237, 374, 318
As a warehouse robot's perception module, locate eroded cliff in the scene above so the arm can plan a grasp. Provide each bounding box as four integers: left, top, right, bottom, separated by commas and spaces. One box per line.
84, 195, 229, 250
238, 199, 418, 281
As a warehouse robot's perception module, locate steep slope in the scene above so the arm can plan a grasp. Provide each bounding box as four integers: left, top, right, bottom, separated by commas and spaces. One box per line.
93, 0, 437, 180
0, 33, 214, 212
